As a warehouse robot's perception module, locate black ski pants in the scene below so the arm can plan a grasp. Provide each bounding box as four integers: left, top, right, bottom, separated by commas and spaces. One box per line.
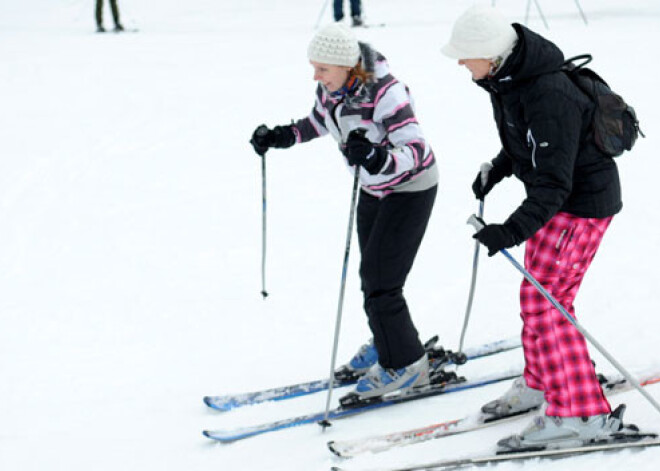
96, 0, 121, 28
357, 185, 436, 369
334, 0, 362, 21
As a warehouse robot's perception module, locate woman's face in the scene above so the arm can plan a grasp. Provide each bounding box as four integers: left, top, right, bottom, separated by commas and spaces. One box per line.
458, 58, 493, 80
311, 61, 352, 92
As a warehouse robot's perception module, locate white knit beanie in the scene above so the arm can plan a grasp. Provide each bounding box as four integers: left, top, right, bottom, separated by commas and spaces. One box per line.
308, 23, 361, 67
441, 6, 517, 60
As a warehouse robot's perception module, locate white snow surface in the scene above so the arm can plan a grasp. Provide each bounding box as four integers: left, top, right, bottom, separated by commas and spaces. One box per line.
1, 1, 660, 470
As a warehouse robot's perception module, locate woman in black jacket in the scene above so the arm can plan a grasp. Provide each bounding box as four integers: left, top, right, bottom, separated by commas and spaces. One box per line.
442, 6, 624, 451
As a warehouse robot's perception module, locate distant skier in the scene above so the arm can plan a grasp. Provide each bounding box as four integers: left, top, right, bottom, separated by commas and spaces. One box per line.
442, 6, 631, 451
96, 0, 124, 33
334, 0, 363, 27
250, 23, 438, 399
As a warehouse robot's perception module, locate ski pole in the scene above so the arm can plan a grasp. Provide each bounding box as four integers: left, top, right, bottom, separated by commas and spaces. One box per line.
457, 163, 491, 355
260, 153, 269, 299
457, 199, 484, 357
250, 126, 271, 299
467, 214, 660, 418
314, 0, 331, 30
525, 0, 549, 29
573, 0, 589, 25
319, 169, 360, 429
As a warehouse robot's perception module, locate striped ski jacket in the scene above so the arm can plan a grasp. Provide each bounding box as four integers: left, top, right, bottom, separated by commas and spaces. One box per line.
291, 43, 438, 197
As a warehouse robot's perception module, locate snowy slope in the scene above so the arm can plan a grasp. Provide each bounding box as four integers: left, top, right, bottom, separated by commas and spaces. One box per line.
1, 1, 659, 470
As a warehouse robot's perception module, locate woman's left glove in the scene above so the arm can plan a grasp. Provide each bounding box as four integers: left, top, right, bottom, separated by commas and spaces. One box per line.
343, 129, 387, 175
473, 224, 517, 257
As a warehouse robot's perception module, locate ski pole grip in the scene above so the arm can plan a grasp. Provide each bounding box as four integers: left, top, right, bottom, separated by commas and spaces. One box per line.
467, 214, 485, 232
479, 162, 493, 189
350, 128, 368, 139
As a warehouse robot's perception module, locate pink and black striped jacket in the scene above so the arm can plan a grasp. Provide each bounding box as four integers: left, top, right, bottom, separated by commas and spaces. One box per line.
292, 43, 438, 198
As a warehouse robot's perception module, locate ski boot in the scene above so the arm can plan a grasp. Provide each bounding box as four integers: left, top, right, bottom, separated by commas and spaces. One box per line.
335, 335, 444, 383
353, 353, 430, 399
334, 339, 378, 382
481, 376, 545, 420
496, 404, 653, 453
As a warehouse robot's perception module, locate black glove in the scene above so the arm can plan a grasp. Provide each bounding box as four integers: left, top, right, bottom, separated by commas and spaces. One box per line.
250, 124, 296, 156
472, 163, 493, 200
473, 224, 517, 257
472, 161, 511, 200
343, 129, 387, 175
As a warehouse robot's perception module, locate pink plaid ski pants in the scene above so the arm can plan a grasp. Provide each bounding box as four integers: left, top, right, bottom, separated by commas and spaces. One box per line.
520, 212, 613, 417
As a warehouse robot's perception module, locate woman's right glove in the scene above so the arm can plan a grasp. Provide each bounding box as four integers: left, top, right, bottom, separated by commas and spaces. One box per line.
250, 124, 296, 156
473, 223, 517, 257
472, 161, 512, 200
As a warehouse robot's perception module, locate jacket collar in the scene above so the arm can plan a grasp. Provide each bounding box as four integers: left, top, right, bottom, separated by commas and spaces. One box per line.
476, 24, 565, 95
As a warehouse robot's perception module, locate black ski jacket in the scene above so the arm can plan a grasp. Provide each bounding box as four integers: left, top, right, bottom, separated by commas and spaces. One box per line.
477, 24, 622, 243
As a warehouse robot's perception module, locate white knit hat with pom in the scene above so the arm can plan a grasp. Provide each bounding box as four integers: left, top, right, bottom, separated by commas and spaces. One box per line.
441, 6, 517, 60
308, 23, 361, 67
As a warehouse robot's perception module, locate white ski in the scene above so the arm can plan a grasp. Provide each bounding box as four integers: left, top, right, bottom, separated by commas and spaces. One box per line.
332, 438, 660, 471
328, 371, 660, 458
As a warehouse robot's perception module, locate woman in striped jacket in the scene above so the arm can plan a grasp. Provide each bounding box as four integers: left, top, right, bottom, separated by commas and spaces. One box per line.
250, 23, 438, 399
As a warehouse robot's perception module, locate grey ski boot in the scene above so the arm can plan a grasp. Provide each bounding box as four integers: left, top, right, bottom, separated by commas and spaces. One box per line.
482, 376, 545, 419
496, 404, 637, 452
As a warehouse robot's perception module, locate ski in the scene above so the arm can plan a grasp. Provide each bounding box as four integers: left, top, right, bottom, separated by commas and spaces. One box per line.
204, 336, 521, 412
95, 28, 139, 34
356, 23, 386, 29
327, 371, 660, 458
202, 368, 522, 442
331, 437, 660, 471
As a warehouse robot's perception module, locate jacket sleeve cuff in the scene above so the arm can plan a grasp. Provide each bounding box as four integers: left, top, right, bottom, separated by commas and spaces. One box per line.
490, 149, 514, 181
503, 219, 527, 246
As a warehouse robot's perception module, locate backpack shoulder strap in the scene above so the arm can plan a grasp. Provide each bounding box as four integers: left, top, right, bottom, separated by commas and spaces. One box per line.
562, 54, 593, 72
562, 54, 609, 90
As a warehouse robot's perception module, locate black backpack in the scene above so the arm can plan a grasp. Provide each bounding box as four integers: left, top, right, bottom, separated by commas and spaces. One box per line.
562, 54, 644, 157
